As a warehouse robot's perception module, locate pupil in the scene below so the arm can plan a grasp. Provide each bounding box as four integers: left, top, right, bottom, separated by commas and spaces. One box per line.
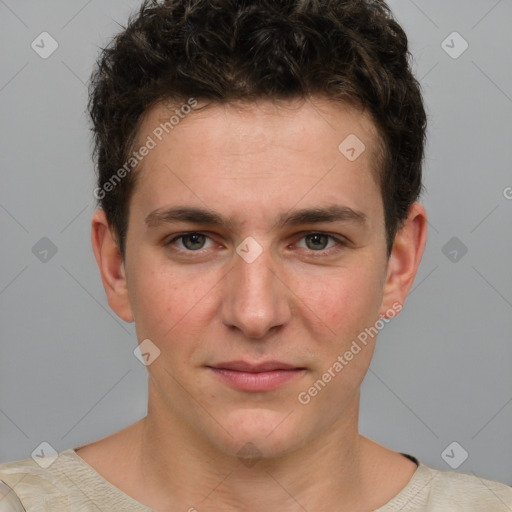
306, 234, 327, 250
184, 234, 205, 250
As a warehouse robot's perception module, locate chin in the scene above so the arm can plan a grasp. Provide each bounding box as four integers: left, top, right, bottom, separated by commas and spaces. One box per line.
206, 407, 309, 461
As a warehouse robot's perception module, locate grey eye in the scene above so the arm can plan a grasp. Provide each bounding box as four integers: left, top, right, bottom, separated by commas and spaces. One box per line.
181, 233, 207, 250
304, 233, 329, 250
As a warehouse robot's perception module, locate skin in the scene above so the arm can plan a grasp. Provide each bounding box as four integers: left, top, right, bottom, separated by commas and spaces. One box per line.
82, 96, 427, 511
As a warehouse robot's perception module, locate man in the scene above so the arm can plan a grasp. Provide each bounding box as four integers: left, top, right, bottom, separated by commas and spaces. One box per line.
1, 0, 511, 510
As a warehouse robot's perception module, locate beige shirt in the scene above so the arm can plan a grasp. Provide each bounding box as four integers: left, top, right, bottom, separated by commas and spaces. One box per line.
0, 449, 511, 511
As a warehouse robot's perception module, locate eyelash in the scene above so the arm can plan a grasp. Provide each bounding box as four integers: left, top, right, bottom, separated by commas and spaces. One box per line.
165, 231, 348, 256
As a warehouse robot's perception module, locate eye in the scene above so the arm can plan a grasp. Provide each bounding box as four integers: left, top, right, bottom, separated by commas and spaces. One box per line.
168, 232, 215, 251
295, 232, 345, 252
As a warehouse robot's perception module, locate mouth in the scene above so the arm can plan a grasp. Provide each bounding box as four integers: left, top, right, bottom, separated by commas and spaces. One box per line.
206, 360, 307, 392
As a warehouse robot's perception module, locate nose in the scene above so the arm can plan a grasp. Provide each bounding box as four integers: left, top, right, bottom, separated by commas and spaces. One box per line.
221, 245, 292, 339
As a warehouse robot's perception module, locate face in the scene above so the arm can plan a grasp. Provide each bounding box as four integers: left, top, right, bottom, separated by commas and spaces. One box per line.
94, 97, 424, 460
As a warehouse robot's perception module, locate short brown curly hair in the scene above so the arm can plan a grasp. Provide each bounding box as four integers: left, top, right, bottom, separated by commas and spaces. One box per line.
88, 0, 426, 258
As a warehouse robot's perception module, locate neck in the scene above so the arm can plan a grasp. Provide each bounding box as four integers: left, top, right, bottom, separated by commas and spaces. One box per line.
136, 386, 372, 512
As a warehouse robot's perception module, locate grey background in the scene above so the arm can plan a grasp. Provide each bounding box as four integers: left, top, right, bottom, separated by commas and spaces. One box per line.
1, 0, 511, 487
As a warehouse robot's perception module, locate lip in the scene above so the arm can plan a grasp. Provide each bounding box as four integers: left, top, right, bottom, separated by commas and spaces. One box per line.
207, 360, 306, 392
209, 360, 302, 372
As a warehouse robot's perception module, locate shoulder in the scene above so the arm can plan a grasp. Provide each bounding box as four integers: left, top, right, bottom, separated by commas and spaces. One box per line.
426, 465, 512, 509
0, 448, 151, 512
0, 450, 86, 511
380, 460, 512, 511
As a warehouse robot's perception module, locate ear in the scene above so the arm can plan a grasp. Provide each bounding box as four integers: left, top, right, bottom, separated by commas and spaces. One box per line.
91, 209, 134, 322
380, 202, 427, 317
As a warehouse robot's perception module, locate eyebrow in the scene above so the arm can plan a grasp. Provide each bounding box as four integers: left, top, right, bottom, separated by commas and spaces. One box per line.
145, 205, 367, 230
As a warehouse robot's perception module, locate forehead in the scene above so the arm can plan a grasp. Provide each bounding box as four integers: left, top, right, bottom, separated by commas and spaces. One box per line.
134, 97, 381, 169
129, 97, 383, 227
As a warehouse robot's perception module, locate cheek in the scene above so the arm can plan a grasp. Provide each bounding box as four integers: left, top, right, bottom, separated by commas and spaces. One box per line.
128, 260, 212, 342
292, 264, 385, 339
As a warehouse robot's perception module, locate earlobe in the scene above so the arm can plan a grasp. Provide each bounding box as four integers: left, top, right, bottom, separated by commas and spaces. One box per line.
380, 203, 427, 317
91, 209, 134, 322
